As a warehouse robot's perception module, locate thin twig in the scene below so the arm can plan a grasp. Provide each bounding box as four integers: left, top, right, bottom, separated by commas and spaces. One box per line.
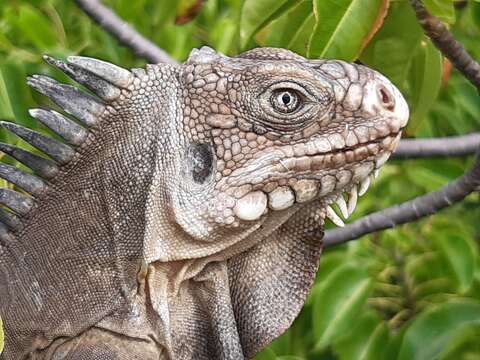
75, 0, 178, 65
411, 0, 480, 91
393, 133, 480, 159
324, 149, 480, 247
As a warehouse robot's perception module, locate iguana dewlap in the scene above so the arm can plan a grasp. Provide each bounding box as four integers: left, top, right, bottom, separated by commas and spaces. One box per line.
0, 47, 408, 359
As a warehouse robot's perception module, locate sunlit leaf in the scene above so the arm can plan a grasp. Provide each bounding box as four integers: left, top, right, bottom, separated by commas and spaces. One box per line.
407, 40, 442, 131
0, 63, 35, 128
312, 264, 372, 351
12, 5, 57, 49
439, 321, 480, 358
239, 0, 297, 48
259, 0, 314, 55
308, 0, 386, 60
424, 0, 455, 24
333, 311, 389, 360
253, 347, 277, 360
211, 18, 238, 55
361, 1, 423, 89
434, 226, 477, 293
398, 300, 480, 360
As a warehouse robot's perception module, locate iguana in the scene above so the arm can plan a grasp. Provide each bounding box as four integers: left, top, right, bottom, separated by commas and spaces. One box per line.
0, 46, 408, 359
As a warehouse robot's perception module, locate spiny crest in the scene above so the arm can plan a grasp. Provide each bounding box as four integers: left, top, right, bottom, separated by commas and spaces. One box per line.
0, 56, 133, 240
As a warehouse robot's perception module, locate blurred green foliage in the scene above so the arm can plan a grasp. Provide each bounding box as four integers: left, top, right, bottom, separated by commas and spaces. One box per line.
0, 0, 479, 358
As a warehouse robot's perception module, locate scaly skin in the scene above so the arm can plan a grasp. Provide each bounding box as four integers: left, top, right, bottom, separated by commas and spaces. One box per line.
0, 47, 408, 359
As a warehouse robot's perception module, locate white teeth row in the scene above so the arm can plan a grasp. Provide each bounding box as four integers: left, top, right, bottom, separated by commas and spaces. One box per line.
233, 179, 322, 221
233, 169, 382, 224
325, 170, 380, 227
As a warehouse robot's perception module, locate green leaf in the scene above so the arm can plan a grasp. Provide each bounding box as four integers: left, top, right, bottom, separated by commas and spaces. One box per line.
259, 1, 313, 50
308, 0, 385, 60
253, 347, 277, 360
424, 0, 455, 24
361, 1, 423, 89
287, 14, 316, 57
408, 40, 442, 131
334, 311, 389, 360
472, 2, 480, 28
435, 229, 477, 293
0, 62, 35, 127
398, 300, 480, 360
239, 0, 296, 48
211, 18, 238, 55
12, 5, 57, 49
312, 264, 372, 351
439, 322, 480, 359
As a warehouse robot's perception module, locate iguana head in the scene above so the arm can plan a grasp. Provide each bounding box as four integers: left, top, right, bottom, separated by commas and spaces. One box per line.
0, 47, 408, 358
173, 47, 408, 240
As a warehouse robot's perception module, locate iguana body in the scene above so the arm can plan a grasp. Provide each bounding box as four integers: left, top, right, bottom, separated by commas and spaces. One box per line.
0, 47, 408, 359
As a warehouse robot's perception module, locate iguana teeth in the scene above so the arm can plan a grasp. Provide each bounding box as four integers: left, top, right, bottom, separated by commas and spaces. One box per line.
67, 56, 133, 88
27, 75, 104, 127
0, 163, 45, 196
292, 179, 318, 203
1, 121, 75, 165
347, 186, 358, 215
233, 191, 267, 221
326, 205, 345, 227
375, 151, 390, 168
0, 143, 58, 179
358, 176, 371, 196
268, 186, 295, 210
29, 109, 88, 146
335, 194, 349, 219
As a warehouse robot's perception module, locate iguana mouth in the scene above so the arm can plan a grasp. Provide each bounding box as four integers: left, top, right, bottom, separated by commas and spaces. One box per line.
230, 131, 402, 224
272, 131, 402, 173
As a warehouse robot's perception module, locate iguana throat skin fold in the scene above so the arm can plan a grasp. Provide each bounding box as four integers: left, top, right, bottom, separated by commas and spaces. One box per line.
0, 47, 408, 359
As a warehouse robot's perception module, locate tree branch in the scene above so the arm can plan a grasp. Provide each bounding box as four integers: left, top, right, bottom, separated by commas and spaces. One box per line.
393, 133, 480, 159
324, 148, 480, 248
75, 0, 178, 65
411, 0, 480, 91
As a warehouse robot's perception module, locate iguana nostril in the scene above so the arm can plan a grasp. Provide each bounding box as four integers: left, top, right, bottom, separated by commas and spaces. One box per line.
377, 85, 395, 111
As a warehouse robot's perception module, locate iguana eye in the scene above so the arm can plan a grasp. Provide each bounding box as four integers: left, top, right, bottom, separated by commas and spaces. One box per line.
271, 89, 301, 113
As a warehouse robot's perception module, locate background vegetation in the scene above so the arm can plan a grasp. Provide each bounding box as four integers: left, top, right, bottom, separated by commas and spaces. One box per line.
0, 0, 479, 359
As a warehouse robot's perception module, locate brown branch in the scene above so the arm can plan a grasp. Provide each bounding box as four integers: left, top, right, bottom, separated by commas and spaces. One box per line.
393, 133, 480, 159
411, 0, 480, 91
75, 0, 178, 65
324, 148, 480, 247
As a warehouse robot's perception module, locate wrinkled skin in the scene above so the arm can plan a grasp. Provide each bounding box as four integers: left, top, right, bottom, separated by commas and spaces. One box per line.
0, 47, 408, 359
